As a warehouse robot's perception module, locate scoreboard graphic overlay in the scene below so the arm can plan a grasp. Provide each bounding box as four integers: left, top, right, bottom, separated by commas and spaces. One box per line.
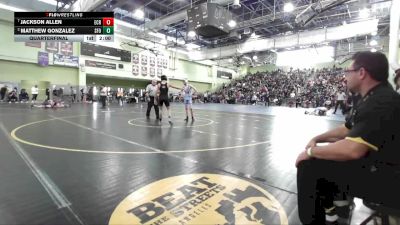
14, 12, 114, 42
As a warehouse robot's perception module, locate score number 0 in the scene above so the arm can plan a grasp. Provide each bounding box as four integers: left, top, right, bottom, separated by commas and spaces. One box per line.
102, 18, 114, 26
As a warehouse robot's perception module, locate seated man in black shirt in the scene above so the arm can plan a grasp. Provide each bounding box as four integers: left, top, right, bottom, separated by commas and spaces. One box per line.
296, 51, 400, 225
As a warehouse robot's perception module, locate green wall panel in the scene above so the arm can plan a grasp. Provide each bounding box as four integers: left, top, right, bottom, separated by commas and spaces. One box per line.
169, 79, 211, 93
249, 64, 277, 74
0, 21, 39, 63
190, 81, 212, 92
177, 59, 212, 81
20, 80, 50, 101
86, 76, 149, 89
0, 60, 78, 85
239, 66, 249, 76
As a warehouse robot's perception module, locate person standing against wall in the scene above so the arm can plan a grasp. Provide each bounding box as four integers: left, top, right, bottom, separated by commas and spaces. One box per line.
99, 84, 107, 109
31, 85, 38, 103
1, 85, 7, 101
145, 79, 159, 120
45, 87, 50, 100
81, 86, 88, 102
71, 86, 76, 103
117, 87, 124, 106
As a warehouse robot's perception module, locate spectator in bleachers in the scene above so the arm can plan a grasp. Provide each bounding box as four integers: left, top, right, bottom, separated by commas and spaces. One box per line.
211, 67, 345, 109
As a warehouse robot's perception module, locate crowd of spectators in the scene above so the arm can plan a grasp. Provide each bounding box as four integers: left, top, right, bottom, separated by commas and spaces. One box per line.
1, 67, 354, 113
208, 67, 348, 110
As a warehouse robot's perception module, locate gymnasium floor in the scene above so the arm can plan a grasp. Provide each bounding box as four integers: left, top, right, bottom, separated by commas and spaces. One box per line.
0, 102, 378, 225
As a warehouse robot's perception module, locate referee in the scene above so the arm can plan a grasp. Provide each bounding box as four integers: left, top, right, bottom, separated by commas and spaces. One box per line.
145, 79, 159, 120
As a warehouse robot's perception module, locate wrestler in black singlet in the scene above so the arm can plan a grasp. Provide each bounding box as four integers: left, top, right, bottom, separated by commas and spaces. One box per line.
158, 82, 170, 107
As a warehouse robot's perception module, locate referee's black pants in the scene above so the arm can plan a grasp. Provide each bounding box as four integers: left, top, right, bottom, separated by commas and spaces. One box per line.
297, 159, 400, 224
333, 100, 345, 113
100, 96, 106, 108
146, 96, 159, 119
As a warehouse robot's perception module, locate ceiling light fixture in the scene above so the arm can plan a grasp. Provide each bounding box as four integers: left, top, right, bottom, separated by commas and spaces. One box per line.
284, 2, 294, 13
369, 40, 378, 46
134, 9, 144, 19
228, 20, 237, 28
359, 8, 370, 19
188, 30, 196, 38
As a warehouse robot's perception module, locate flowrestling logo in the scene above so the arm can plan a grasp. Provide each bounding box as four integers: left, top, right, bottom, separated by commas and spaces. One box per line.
109, 174, 288, 225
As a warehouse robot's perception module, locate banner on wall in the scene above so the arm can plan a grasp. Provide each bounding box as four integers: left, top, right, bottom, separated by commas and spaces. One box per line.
150, 67, 155, 77
141, 66, 148, 76
217, 70, 232, 79
85, 60, 115, 70
162, 58, 168, 69
60, 42, 73, 56
64, 55, 79, 67
81, 42, 131, 62
141, 55, 148, 65
132, 53, 139, 64
132, 65, 139, 76
38, 52, 49, 67
157, 68, 162, 77
54, 54, 79, 67
157, 57, 163, 68
53, 54, 64, 66
45, 42, 59, 53
25, 42, 41, 48
149, 57, 155, 67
